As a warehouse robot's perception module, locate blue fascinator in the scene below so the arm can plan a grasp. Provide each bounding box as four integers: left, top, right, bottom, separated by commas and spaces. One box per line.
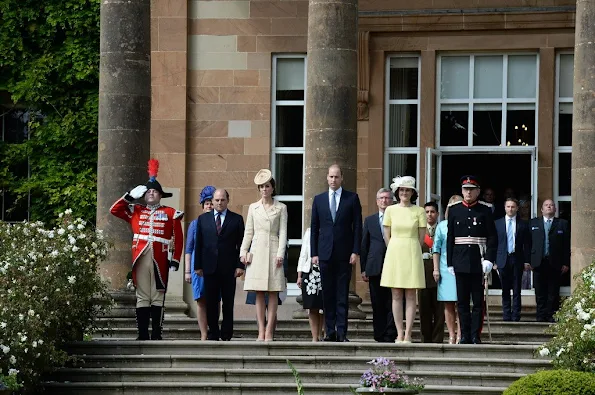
200, 185, 216, 204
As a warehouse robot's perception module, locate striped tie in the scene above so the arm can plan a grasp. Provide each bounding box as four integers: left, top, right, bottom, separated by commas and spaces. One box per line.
216, 212, 222, 235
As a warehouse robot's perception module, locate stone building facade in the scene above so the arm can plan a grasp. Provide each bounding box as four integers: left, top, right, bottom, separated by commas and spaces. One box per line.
148, 0, 577, 301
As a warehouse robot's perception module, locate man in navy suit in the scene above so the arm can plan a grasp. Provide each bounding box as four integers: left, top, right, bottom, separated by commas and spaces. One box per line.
311, 164, 362, 342
529, 199, 570, 322
495, 198, 531, 322
361, 188, 396, 343
194, 189, 245, 340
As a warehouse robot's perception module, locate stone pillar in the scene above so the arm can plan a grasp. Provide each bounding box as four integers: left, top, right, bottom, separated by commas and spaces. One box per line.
97, 0, 151, 290
303, 0, 365, 319
571, 0, 595, 291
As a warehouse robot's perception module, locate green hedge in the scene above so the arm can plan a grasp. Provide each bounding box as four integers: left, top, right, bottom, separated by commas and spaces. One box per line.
504, 370, 595, 395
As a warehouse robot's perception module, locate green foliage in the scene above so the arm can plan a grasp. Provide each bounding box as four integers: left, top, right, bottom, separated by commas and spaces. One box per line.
536, 261, 595, 372
0, 214, 112, 391
0, 0, 100, 224
286, 359, 305, 395
503, 370, 595, 395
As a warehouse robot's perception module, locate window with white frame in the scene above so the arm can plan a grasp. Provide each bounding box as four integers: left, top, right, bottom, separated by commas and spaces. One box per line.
1, 107, 30, 222
438, 54, 539, 147
554, 52, 573, 223
271, 55, 306, 285
384, 56, 420, 187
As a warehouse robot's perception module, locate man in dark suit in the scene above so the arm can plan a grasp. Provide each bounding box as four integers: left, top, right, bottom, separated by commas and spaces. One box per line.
419, 201, 444, 343
495, 198, 531, 322
361, 188, 396, 343
311, 164, 362, 342
194, 189, 245, 340
530, 199, 570, 322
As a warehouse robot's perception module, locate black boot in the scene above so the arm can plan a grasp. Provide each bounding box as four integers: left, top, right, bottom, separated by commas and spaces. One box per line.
150, 305, 164, 340
136, 307, 151, 340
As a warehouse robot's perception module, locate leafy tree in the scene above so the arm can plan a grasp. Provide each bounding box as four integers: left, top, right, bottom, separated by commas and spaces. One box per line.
0, 0, 100, 224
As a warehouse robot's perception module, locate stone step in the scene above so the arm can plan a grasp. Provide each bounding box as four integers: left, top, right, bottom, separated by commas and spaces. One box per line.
51, 367, 523, 387
72, 354, 549, 374
66, 340, 540, 360
102, 317, 550, 330
95, 326, 550, 344
44, 381, 507, 395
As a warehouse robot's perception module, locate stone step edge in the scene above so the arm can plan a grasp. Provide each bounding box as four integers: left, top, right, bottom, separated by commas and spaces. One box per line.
67, 339, 540, 350
72, 354, 549, 364
43, 382, 508, 392
91, 337, 545, 346
53, 367, 525, 378
97, 328, 552, 336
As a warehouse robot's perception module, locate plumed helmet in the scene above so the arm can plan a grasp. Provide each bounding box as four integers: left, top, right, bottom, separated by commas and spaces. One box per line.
145, 159, 173, 198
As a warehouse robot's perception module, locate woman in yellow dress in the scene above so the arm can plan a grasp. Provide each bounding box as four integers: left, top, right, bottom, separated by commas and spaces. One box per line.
380, 176, 427, 343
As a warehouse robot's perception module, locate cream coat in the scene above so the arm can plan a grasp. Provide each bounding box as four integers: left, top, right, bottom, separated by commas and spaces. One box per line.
240, 200, 288, 292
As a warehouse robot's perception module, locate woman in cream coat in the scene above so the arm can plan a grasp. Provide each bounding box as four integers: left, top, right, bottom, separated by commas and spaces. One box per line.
240, 169, 288, 341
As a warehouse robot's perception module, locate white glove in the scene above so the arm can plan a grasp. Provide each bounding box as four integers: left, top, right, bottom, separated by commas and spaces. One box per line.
482, 260, 493, 274
129, 185, 147, 199
447, 267, 455, 276
422, 252, 432, 260
169, 266, 177, 272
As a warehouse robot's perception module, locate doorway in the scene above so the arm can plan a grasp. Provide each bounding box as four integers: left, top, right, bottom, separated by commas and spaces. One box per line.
425, 149, 538, 294
440, 154, 532, 215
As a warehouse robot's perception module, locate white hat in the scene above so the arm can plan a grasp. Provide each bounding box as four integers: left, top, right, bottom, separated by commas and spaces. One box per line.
390, 176, 417, 193
254, 169, 273, 185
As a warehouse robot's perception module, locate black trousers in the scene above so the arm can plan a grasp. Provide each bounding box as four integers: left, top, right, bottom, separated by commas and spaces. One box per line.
368, 275, 396, 342
533, 258, 561, 322
204, 269, 236, 340
418, 287, 445, 343
456, 272, 483, 341
320, 259, 352, 338
500, 255, 523, 321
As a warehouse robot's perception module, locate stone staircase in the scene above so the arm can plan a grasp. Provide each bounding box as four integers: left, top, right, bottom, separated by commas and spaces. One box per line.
44, 302, 553, 395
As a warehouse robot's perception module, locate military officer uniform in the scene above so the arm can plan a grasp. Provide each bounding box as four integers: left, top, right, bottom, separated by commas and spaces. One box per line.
446, 176, 496, 344
110, 159, 184, 340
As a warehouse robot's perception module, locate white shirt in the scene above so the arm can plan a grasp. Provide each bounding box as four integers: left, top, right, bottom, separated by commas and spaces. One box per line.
214, 209, 228, 226
329, 187, 342, 211
543, 216, 554, 227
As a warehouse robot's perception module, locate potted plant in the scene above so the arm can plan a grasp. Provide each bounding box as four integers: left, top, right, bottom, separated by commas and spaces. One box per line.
355, 357, 425, 394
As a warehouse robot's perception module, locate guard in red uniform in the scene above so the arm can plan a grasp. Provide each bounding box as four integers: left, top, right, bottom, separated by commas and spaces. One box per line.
110, 159, 184, 340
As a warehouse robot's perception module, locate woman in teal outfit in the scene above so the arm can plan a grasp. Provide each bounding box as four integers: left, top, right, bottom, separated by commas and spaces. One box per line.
432, 195, 462, 344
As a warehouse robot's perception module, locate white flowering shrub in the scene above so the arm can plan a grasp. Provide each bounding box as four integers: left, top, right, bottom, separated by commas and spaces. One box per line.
537, 261, 595, 372
0, 212, 112, 391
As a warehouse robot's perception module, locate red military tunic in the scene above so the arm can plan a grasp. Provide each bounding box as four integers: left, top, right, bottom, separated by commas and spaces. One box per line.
110, 195, 184, 291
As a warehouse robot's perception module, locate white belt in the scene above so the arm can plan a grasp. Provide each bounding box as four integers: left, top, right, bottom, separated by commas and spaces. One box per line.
454, 237, 487, 245
134, 234, 170, 244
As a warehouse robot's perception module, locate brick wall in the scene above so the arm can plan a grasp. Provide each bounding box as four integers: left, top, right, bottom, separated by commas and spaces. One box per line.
186, 0, 309, 220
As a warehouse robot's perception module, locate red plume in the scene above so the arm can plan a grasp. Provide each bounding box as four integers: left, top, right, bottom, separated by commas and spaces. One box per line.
148, 159, 159, 181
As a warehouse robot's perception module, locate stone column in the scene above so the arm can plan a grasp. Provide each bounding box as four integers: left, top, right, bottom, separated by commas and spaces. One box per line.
97, 0, 151, 290
302, 0, 365, 319
571, 0, 595, 291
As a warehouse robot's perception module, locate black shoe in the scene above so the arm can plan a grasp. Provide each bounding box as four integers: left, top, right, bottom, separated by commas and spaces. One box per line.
323, 333, 337, 342
471, 337, 482, 344
459, 337, 471, 344
336, 335, 349, 342
150, 305, 163, 340
135, 307, 151, 340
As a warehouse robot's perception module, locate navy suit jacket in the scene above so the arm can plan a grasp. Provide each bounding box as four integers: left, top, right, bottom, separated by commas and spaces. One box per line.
360, 213, 387, 277
495, 216, 531, 269
529, 217, 570, 269
193, 210, 245, 275
310, 189, 362, 262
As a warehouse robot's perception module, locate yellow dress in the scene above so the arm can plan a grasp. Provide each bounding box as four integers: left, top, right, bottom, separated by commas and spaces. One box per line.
380, 205, 427, 289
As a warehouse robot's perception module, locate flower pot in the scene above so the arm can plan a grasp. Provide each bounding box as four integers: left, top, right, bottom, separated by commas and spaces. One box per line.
355, 388, 419, 394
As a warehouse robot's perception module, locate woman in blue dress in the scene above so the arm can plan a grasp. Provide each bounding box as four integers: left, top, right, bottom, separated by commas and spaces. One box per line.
184, 185, 216, 341
432, 194, 462, 344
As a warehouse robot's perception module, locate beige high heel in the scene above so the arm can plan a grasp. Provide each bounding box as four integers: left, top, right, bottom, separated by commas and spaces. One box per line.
448, 337, 456, 344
